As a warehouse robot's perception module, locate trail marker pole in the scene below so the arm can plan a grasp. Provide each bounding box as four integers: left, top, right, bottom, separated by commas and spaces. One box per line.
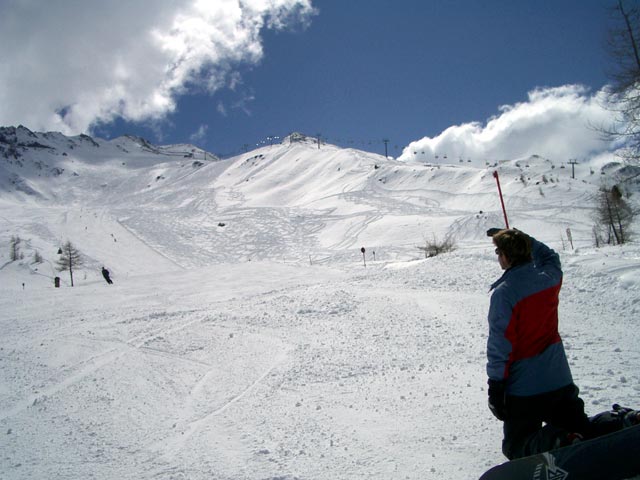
493, 171, 509, 229
361, 247, 366, 267
566, 228, 574, 249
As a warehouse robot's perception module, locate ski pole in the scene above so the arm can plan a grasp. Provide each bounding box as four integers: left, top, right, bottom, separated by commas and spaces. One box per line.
493, 171, 509, 229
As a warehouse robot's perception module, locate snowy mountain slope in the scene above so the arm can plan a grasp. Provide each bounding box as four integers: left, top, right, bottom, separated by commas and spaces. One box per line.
0, 126, 216, 205
5, 128, 639, 277
1, 126, 638, 288
1, 127, 640, 480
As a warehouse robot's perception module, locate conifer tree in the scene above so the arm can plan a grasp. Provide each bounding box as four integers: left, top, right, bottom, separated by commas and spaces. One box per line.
595, 185, 634, 245
56, 241, 84, 287
9, 235, 21, 261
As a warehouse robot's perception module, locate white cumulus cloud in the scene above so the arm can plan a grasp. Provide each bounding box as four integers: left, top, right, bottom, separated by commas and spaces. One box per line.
399, 85, 619, 163
0, 0, 315, 135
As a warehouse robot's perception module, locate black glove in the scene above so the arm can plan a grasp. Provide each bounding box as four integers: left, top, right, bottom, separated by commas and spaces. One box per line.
488, 379, 507, 420
486, 228, 503, 237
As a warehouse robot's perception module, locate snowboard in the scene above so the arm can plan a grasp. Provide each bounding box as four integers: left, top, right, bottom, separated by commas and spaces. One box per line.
479, 424, 640, 480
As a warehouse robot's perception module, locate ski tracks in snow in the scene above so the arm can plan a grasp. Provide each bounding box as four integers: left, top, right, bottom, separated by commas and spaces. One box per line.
0, 345, 124, 422
152, 345, 292, 463
0, 308, 217, 423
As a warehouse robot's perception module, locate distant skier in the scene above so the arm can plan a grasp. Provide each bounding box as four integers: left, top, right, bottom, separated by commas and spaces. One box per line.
485, 228, 639, 460
101, 266, 113, 285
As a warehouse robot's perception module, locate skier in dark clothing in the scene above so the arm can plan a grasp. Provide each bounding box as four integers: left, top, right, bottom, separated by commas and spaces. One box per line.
486, 228, 639, 459
101, 267, 113, 284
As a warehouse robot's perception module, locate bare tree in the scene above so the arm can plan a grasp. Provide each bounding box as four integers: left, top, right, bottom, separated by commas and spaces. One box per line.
603, 1, 640, 162
594, 185, 634, 245
56, 241, 84, 287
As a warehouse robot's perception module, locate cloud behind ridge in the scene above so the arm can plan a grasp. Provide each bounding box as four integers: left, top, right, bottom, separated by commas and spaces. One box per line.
399, 85, 618, 163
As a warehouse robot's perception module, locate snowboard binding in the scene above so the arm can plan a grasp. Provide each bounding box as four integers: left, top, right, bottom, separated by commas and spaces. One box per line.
612, 404, 640, 427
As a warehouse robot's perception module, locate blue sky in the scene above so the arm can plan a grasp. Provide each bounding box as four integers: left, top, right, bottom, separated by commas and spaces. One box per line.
0, 1, 620, 159
203, 0, 612, 158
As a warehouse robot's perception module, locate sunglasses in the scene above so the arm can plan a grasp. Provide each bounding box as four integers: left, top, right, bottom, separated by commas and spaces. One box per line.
495, 248, 501, 255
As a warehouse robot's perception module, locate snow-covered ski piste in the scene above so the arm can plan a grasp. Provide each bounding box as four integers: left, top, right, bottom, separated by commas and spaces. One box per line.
2, 128, 639, 479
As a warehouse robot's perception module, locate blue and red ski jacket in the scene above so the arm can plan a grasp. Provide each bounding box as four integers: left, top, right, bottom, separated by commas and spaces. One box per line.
487, 237, 573, 396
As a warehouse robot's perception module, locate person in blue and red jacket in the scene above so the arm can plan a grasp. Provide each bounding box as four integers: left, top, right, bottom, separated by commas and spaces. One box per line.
486, 229, 598, 459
